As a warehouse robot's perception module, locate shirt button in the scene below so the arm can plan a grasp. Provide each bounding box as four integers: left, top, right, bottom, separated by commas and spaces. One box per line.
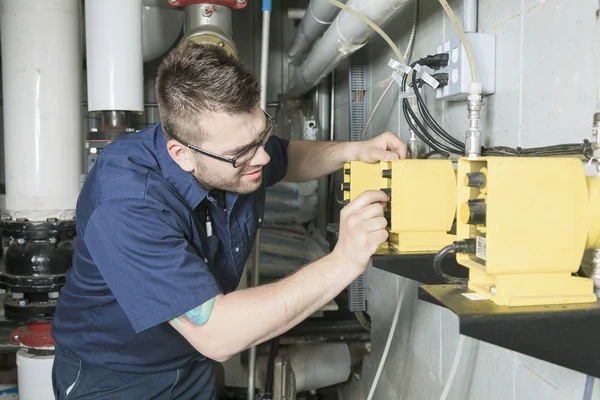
258, 218, 262, 223
235, 247, 240, 253
204, 258, 208, 263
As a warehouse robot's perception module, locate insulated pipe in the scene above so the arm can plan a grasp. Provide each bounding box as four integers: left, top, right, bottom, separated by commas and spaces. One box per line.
248, 3, 272, 398
0, 0, 82, 220
85, 0, 144, 112
463, 0, 478, 33
287, 0, 345, 65
286, 0, 412, 98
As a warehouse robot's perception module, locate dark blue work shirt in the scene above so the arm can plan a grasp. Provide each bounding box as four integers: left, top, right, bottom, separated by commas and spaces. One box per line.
51, 123, 289, 373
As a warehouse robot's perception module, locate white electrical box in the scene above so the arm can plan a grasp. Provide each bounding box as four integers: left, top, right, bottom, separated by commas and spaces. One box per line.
435, 33, 496, 101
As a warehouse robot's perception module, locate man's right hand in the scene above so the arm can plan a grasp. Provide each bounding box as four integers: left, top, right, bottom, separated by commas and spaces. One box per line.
332, 190, 390, 274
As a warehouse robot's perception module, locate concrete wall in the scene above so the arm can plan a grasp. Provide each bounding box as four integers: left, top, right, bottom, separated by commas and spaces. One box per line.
328, 0, 600, 399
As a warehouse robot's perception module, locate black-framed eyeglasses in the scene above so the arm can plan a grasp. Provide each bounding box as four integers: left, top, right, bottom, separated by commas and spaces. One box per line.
165, 110, 275, 168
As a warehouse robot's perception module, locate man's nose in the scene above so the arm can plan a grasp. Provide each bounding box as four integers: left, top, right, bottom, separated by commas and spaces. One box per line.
249, 146, 270, 166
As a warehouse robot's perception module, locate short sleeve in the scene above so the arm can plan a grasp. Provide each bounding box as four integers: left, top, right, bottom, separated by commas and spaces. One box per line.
84, 199, 222, 333
263, 135, 289, 187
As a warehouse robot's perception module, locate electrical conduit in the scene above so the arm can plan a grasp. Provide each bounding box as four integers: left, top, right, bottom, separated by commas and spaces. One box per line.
248, 2, 271, 399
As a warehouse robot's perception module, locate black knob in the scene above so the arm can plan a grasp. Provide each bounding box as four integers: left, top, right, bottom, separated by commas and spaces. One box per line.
342, 182, 350, 191
460, 199, 486, 225
465, 172, 486, 188
344, 168, 351, 175
381, 188, 392, 197
382, 169, 392, 179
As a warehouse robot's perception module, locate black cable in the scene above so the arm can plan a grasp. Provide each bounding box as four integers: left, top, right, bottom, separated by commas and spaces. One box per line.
401, 68, 456, 156
433, 240, 475, 285
413, 76, 465, 152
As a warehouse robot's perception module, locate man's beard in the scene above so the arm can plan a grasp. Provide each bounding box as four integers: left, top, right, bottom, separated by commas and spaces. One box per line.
192, 163, 262, 195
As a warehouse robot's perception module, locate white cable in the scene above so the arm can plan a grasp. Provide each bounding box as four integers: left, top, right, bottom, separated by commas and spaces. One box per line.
440, 335, 466, 400
366, 279, 406, 400
360, 0, 419, 140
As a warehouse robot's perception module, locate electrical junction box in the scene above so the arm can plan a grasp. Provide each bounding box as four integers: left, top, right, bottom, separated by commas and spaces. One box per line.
435, 33, 496, 101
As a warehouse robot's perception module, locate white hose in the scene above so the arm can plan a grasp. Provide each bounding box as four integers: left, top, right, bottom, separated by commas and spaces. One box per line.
360, 0, 419, 140
366, 279, 406, 400
440, 335, 466, 400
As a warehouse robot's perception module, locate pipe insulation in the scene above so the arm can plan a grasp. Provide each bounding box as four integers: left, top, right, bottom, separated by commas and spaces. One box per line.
255, 343, 352, 393
85, 0, 144, 112
286, 0, 411, 97
0, 0, 83, 220
287, 0, 346, 65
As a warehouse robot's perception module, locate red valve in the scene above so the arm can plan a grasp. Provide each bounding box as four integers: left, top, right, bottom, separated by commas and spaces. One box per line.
10, 322, 55, 348
168, 0, 247, 10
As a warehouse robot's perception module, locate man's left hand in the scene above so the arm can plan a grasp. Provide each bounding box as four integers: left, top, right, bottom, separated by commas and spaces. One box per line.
356, 132, 408, 162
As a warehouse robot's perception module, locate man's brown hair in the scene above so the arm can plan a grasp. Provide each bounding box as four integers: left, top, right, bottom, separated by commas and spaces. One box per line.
155, 41, 261, 144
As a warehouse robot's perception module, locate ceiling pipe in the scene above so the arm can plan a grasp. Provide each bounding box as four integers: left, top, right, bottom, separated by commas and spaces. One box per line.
286, 0, 411, 98
286, 0, 346, 66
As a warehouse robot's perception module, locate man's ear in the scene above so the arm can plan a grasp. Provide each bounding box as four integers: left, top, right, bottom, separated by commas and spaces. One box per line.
167, 139, 195, 172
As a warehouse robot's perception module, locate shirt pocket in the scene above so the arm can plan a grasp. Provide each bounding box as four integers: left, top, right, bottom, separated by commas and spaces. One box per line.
193, 235, 219, 268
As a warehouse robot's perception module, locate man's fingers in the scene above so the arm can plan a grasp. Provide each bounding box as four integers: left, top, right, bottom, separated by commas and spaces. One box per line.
357, 203, 386, 220
363, 216, 388, 232
344, 190, 390, 212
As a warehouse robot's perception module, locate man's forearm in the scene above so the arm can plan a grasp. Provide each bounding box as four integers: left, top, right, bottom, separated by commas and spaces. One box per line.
283, 140, 359, 182
175, 253, 359, 361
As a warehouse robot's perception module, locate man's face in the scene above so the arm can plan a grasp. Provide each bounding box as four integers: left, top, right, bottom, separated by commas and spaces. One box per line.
170, 106, 273, 195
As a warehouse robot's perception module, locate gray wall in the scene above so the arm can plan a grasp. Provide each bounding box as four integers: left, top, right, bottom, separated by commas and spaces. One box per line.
329, 0, 600, 399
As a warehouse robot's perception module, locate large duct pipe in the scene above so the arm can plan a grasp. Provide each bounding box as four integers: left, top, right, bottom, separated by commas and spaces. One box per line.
85, 0, 144, 113
0, 0, 82, 220
286, 0, 411, 98
287, 0, 345, 66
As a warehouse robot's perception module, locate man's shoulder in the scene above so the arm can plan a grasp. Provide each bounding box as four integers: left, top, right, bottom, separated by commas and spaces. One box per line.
79, 126, 179, 217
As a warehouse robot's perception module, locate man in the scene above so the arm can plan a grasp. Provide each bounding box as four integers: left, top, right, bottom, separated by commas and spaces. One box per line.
51, 41, 407, 399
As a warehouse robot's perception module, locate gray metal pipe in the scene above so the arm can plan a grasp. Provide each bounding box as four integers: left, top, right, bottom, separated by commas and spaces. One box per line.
463, 0, 478, 33
287, 0, 345, 66
286, 0, 412, 98
315, 76, 331, 238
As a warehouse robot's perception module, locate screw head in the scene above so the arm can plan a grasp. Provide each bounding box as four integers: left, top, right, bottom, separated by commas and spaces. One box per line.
11, 334, 20, 343
18, 300, 26, 307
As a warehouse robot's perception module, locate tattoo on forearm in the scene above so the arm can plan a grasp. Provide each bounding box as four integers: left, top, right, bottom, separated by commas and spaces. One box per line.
173, 297, 216, 326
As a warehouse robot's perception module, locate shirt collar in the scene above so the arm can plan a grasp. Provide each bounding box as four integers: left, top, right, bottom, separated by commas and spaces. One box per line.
154, 124, 207, 210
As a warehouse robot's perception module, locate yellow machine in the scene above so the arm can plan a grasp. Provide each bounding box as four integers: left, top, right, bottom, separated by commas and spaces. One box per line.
341, 160, 457, 253
455, 156, 600, 306
343, 156, 600, 307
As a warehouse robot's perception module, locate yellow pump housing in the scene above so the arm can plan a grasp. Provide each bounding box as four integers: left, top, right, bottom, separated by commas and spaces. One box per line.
342, 160, 457, 253
456, 156, 600, 306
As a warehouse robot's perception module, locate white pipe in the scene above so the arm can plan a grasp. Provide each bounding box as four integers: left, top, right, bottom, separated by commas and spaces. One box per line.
0, 0, 82, 220
256, 343, 352, 393
85, 0, 144, 112
287, 0, 412, 97
16, 348, 54, 400
463, 0, 478, 33
287, 0, 344, 65
249, 4, 271, 399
